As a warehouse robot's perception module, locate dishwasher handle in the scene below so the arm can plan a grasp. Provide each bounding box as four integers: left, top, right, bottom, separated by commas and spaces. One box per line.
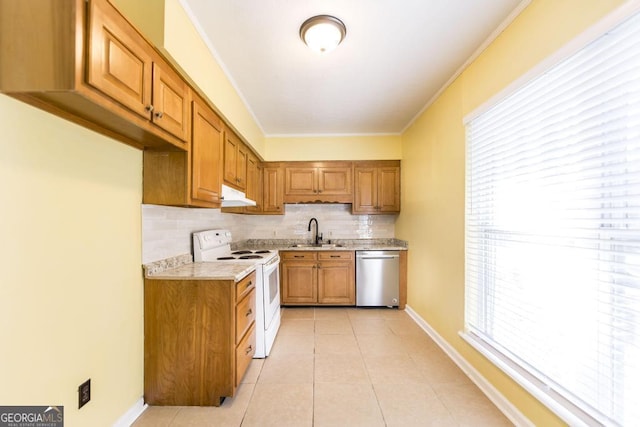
356, 251, 400, 260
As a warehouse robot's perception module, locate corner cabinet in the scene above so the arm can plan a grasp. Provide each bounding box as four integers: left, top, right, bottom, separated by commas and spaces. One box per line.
143, 94, 223, 207
281, 251, 355, 305
0, 0, 189, 150
144, 272, 257, 406
353, 160, 401, 214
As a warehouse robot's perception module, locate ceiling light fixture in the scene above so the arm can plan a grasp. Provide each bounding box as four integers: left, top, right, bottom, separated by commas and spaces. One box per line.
299, 15, 346, 54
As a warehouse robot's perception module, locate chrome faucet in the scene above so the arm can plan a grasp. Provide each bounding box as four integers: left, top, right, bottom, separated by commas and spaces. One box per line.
308, 217, 322, 245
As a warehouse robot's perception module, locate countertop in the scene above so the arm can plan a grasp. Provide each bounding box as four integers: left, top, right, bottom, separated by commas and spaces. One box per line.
236, 238, 408, 252
143, 238, 408, 280
143, 254, 256, 281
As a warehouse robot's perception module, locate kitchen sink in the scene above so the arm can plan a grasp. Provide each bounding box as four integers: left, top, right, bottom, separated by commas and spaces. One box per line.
289, 243, 344, 248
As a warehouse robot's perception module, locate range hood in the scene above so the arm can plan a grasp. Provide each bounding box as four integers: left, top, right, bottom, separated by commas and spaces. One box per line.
221, 184, 256, 207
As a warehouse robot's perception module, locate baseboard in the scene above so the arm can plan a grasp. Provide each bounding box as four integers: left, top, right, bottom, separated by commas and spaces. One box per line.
112, 397, 148, 427
404, 305, 534, 427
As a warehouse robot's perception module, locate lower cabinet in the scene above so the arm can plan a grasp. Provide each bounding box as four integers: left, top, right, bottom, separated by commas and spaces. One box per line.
144, 271, 256, 406
281, 251, 355, 305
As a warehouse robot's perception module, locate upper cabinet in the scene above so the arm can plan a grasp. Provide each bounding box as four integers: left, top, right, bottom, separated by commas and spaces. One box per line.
87, 0, 190, 144
262, 163, 285, 214
0, 0, 188, 150
190, 95, 224, 205
243, 153, 262, 213
143, 94, 223, 208
284, 162, 353, 203
223, 129, 249, 191
353, 160, 401, 214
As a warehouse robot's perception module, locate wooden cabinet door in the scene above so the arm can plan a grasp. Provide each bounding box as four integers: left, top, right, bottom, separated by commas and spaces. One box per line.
244, 155, 262, 213
353, 167, 377, 214
378, 166, 401, 213
236, 142, 249, 191
317, 261, 355, 305
285, 167, 316, 199
87, 0, 153, 119
262, 165, 284, 214
281, 261, 317, 304
223, 131, 239, 186
151, 63, 190, 142
222, 131, 247, 191
317, 252, 355, 305
191, 98, 223, 205
317, 166, 352, 202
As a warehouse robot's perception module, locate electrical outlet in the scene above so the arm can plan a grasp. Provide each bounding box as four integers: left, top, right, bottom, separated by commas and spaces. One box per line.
78, 379, 90, 409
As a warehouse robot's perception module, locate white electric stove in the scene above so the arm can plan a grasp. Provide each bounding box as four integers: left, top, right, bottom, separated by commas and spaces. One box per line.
193, 230, 281, 358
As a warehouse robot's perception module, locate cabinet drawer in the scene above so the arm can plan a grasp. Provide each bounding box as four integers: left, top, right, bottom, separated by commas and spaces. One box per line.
235, 323, 256, 387
236, 271, 256, 300
236, 288, 256, 343
281, 251, 317, 261
318, 251, 354, 261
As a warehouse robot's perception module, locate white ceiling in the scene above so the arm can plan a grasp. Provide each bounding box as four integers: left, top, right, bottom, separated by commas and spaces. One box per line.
180, 0, 525, 136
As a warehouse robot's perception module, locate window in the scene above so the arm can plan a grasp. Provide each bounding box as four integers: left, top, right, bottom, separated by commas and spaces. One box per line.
464, 9, 640, 427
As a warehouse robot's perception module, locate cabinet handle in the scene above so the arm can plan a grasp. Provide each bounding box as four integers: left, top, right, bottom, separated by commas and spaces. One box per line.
145, 105, 154, 112
318, 190, 322, 193
293, 255, 304, 258
245, 345, 253, 355
246, 308, 252, 317
248, 281, 253, 287
155, 111, 164, 118
316, 264, 321, 269
330, 255, 340, 258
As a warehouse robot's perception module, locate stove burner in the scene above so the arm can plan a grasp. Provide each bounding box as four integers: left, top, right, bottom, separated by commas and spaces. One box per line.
232, 250, 252, 255
254, 250, 271, 254
239, 255, 263, 259
216, 256, 236, 260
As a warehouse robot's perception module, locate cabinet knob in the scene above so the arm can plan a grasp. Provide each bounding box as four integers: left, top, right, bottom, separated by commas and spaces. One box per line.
245, 345, 253, 355
145, 105, 154, 112
246, 308, 253, 317
155, 111, 164, 118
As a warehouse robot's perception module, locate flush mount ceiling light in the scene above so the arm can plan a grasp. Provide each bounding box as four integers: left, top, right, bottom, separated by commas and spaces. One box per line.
299, 15, 346, 54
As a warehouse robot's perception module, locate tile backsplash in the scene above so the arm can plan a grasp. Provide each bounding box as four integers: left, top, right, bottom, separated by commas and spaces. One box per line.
142, 204, 396, 263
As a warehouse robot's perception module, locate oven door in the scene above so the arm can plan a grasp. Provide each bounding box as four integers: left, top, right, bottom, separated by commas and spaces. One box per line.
263, 254, 281, 329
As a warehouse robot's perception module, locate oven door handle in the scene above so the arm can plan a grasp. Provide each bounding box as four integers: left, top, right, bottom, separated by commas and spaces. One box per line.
263, 256, 280, 272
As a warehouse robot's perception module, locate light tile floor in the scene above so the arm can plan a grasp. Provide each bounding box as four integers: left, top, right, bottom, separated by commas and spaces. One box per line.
133, 307, 512, 426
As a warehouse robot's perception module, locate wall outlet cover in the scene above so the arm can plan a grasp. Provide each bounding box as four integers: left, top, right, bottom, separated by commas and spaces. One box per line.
78, 379, 90, 409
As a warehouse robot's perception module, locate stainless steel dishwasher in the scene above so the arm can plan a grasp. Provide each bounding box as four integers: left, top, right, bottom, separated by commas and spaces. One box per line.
356, 251, 400, 307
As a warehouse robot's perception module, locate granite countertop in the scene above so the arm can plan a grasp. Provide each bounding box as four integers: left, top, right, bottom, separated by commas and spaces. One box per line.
235, 238, 408, 252
143, 254, 256, 281
143, 238, 408, 280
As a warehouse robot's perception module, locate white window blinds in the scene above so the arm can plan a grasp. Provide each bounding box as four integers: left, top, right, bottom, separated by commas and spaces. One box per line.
464, 9, 640, 427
